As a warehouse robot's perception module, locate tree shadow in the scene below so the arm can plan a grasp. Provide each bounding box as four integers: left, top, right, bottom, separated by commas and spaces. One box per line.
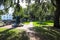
0, 27, 29, 40
28, 26, 60, 40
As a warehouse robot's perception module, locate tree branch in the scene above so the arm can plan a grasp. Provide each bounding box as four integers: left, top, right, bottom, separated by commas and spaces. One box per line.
51, 0, 56, 7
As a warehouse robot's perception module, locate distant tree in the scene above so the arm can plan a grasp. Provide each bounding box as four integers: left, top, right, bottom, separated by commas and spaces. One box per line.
29, 0, 55, 21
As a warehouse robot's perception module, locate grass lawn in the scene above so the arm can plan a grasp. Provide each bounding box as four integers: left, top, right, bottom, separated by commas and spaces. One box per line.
23, 21, 30, 24
33, 21, 54, 27
33, 21, 40, 26
0, 28, 29, 40
22, 21, 53, 27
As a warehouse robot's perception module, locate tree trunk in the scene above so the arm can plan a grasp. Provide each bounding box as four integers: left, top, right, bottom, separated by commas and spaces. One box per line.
54, 9, 60, 28
54, 0, 60, 28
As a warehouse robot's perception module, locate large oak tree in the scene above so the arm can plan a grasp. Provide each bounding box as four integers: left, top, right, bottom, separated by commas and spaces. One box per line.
51, 0, 60, 28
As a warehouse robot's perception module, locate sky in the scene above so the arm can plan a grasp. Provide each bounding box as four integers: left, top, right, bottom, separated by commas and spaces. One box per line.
0, 4, 4, 10
19, 0, 35, 8
8, 7, 14, 14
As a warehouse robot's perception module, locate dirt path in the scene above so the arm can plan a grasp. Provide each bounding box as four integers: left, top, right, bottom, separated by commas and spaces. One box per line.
17, 22, 41, 40
0, 22, 42, 40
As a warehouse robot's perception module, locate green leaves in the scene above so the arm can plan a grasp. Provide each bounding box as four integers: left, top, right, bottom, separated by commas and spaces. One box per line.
0, 10, 3, 15
28, 0, 55, 21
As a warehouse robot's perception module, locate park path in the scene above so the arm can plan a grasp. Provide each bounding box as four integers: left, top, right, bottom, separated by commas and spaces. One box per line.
16, 22, 41, 40
0, 22, 41, 40
26, 22, 41, 40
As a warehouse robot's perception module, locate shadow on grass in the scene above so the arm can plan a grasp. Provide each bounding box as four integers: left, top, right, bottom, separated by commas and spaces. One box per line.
0, 28, 29, 40
29, 26, 60, 40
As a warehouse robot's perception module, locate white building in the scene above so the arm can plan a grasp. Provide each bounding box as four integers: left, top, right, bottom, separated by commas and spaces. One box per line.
1, 7, 14, 20
1, 14, 13, 20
